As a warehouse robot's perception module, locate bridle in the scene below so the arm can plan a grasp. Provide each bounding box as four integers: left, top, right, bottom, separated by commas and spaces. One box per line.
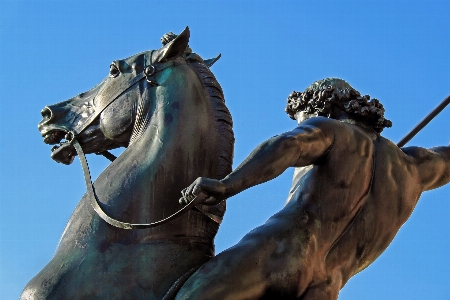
66, 51, 203, 229
71, 51, 180, 136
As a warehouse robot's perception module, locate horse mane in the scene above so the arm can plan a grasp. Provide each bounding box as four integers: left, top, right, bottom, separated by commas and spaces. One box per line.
186, 53, 234, 220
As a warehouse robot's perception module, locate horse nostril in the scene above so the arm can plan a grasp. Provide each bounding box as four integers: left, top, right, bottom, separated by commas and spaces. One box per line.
41, 107, 53, 121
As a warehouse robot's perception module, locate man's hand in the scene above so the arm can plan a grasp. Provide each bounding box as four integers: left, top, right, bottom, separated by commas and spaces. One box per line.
179, 177, 226, 206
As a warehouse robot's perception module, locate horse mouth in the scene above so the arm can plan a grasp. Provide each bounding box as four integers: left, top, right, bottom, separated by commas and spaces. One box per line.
42, 130, 77, 165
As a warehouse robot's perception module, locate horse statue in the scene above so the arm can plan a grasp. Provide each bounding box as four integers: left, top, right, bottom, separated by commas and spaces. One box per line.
23, 27, 234, 299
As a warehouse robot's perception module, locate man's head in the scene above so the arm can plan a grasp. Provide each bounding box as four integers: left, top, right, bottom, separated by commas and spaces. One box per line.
285, 78, 392, 133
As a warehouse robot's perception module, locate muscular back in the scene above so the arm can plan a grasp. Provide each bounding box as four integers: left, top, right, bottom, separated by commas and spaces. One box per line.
288, 120, 376, 244
287, 117, 445, 286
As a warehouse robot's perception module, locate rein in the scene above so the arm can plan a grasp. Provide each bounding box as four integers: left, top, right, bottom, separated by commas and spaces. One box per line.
70, 135, 203, 229
69, 52, 200, 229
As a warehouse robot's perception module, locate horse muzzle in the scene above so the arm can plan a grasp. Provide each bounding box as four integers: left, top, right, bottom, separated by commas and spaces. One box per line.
40, 127, 76, 165
39, 107, 79, 165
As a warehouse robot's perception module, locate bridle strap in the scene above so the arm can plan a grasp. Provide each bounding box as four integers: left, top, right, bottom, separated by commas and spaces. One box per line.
73, 72, 146, 136
73, 52, 183, 136
72, 136, 203, 229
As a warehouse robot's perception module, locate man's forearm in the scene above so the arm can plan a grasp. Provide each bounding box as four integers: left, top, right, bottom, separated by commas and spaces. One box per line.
220, 134, 301, 198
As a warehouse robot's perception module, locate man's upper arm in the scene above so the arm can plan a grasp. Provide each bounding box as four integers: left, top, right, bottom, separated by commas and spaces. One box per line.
402, 145, 450, 191
287, 118, 336, 167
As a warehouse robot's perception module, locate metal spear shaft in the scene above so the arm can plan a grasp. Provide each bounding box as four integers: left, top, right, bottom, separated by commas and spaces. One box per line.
397, 95, 450, 147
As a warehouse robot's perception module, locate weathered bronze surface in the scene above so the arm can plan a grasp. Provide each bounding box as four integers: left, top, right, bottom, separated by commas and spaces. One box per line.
177, 78, 450, 299
23, 27, 234, 299
25, 24, 449, 299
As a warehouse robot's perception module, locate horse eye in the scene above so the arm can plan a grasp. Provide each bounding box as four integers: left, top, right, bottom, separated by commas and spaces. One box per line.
109, 64, 120, 78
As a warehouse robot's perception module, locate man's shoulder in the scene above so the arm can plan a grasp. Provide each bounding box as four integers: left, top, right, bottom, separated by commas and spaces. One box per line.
296, 116, 348, 133
288, 117, 348, 147
296, 117, 384, 151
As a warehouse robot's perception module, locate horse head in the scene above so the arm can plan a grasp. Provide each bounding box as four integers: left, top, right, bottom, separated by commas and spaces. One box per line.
38, 28, 191, 165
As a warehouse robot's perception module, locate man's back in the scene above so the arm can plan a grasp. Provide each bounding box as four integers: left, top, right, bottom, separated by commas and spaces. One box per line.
286, 118, 376, 245
287, 118, 424, 286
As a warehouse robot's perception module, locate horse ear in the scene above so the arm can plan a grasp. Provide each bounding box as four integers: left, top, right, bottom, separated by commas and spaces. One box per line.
156, 27, 190, 62
204, 53, 221, 67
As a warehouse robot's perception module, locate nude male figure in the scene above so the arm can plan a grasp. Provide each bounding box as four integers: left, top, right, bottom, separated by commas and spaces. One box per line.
175, 78, 450, 300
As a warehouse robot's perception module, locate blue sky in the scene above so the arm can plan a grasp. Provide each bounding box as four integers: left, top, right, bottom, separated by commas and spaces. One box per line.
1, 1, 449, 299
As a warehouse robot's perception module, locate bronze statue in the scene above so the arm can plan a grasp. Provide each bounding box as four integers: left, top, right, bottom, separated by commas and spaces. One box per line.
23, 27, 234, 299
177, 78, 450, 299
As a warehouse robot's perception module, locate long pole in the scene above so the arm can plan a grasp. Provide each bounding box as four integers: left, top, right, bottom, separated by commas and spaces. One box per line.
397, 95, 450, 147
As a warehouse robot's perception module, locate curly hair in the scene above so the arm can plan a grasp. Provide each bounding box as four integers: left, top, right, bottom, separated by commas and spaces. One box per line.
286, 78, 392, 133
